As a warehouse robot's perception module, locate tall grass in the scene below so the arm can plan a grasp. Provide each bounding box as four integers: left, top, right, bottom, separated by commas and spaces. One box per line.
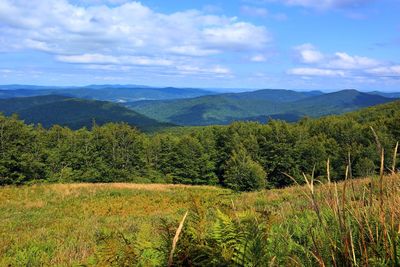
163, 141, 400, 266
0, 146, 399, 265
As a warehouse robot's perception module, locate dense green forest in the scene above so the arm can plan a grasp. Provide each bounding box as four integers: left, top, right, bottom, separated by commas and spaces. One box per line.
127, 89, 396, 125
1, 100, 399, 190
0, 95, 172, 132
0, 85, 214, 102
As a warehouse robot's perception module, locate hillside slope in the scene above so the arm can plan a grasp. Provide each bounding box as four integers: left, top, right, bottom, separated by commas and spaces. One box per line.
127, 89, 396, 125
290, 89, 395, 116
0, 85, 215, 102
1, 174, 398, 266
0, 95, 172, 131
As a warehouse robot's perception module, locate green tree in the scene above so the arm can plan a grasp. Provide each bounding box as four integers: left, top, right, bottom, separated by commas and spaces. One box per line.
259, 120, 301, 187
354, 157, 376, 177
0, 114, 46, 185
172, 135, 217, 185
224, 147, 266, 191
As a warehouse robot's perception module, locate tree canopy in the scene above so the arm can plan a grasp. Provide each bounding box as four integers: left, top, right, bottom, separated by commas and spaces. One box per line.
0, 101, 399, 190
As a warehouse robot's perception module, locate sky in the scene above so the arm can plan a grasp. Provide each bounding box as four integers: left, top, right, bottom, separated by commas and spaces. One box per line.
0, 0, 399, 91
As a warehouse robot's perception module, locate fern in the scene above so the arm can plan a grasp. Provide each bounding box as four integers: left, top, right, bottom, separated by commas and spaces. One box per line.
210, 210, 270, 266
160, 202, 271, 266
95, 232, 138, 267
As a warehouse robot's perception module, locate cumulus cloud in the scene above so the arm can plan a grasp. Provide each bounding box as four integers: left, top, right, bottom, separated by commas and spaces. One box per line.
203, 22, 270, 50
250, 54, 268, 62
176, 65, 232, 76
326, 52, 381, 69
289, 43, 399, 80
294, 44, 324, 63
288, 67, 345, 77
57, 53, 174, 66
293, 44, 382, 70
0, 69, 13, 74
168, 46, 220, 57
0, 1, 271, 54
366, 66, 400, 77
0, 0, 271, 77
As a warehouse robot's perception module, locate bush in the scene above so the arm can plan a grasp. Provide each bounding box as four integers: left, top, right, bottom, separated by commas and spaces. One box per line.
354, 157, 376, 177
223, 147, 266, 191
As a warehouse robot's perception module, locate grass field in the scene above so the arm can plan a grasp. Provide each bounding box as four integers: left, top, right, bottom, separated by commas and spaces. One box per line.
1, 175, 399, 266
0, 184, 233, 266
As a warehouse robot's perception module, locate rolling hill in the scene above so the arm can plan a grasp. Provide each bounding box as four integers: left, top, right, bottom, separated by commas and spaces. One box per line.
126, 89, 397, 125
368, 91, 400, 98
0, 84, 215, 102
0, 95, 172, 132
288, 89, 395, 116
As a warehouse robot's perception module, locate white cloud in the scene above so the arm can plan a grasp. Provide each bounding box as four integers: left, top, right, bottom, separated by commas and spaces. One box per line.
168, 46, 220, 57
83, 64, 132, 71
250, 54, 268, 62
366, 66, 400, 76
203, 22, 270, 50
57, 53, 232, 77
294, 43, 324, 63
0, 1, 270, 54
290, 43, 400, 80
326, 52, 381, 69
57, 53, 173, 66
57, 54, 119, 64
0, 0, 271, 77
0, 69, 13, 74
293, 44, 382, 70
288, 67, 346, 77
176, 65, 232, 76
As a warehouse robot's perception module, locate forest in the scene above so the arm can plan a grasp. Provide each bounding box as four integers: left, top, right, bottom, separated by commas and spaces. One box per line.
1, 100, 399, 191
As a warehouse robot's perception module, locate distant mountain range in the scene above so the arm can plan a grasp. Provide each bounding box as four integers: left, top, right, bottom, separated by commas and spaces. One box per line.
0, 95, 172, 132
0, 84, 215, 102
368, 91, 400, 98
0, 85, 398, 129
126, 89, 397, 125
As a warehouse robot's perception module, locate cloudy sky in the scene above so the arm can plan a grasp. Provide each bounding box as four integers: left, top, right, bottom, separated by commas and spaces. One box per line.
0, 0, 399, 91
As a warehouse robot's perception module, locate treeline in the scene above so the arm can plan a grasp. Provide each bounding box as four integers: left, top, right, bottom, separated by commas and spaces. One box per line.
1, 101, 399, 190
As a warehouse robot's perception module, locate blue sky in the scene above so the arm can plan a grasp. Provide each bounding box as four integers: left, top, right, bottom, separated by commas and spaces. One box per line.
0, 0, 399, 91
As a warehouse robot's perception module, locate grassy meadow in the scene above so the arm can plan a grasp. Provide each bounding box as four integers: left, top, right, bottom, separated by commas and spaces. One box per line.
0, 184, 231, 266
1, 172, 399, 266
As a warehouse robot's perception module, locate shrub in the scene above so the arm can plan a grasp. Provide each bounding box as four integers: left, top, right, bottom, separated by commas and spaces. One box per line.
223, 147, 266, 191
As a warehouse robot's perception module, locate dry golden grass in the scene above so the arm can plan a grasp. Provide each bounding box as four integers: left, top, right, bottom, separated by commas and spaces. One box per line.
0, 182, 231, 266
1, 175, 398, 266
48, 182, 218, 191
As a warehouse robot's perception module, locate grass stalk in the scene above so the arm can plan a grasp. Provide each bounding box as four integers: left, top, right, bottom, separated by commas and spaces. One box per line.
392, 142, 398, 174
168, 211, 189, 267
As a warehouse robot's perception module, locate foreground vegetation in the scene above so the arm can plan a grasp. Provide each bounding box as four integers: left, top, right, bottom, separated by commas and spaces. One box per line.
1, 101, 399, 190
1, 99, 399, 265
1, 171, 399, 266
0, 183, 229, 266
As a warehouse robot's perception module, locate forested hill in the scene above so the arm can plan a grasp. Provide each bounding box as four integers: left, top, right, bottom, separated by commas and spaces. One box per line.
0, 95, 172, 132
287, 89, 395, 116
0, 100, 399, 189
126, 89, 396, 125
0, 85, 215, 102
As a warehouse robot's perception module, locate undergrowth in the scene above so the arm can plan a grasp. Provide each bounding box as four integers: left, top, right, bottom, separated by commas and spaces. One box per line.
1, 144, 399, 266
